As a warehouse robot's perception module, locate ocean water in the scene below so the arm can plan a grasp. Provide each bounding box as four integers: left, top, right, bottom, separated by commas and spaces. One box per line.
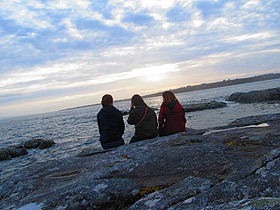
0, 78, 280, 182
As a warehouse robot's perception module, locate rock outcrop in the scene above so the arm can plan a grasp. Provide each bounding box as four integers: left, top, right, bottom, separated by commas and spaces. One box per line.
0, 139, 55, 161
227, 87, 280, 103
24, 139, 55, 149
0, 145, 28, 161
183, 101, 227, 112
0, 113, 280, 209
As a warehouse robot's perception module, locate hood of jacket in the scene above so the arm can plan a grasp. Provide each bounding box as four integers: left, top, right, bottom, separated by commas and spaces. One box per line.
101, 105, 118, 117
164, 101, 183, 112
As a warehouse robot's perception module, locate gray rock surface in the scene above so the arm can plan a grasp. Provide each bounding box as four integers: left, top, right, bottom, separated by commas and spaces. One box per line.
1, 113, 280, 209
227, 87, 280, 103
0, 149, 11, 161
6, 145, 28, 158
1, 139, 55, 162
24, 138, 55, 149
0, 145, 28, 161
183, 101, 227, 112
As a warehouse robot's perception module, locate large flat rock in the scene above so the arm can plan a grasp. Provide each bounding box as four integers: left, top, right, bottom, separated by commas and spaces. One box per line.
1, 113, 280, 209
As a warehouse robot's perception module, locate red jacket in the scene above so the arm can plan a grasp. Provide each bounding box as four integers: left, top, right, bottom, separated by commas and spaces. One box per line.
158, 101, 186, 136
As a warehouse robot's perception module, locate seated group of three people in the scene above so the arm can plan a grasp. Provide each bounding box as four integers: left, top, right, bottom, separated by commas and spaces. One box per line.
97, 91, 186, 150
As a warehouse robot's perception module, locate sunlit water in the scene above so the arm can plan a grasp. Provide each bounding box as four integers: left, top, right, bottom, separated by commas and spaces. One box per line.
0, 78, 280, 182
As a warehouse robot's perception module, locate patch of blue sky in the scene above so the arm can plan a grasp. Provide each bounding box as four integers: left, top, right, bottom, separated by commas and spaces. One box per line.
166, 3, 191, 22
75, 18, 134, 45
122, 12, 155, 26
75, 18, 109, 31
39, 10, 70, 24
195, 0, 231, 18
0, 18, 21, 35
89, 0, 111, 18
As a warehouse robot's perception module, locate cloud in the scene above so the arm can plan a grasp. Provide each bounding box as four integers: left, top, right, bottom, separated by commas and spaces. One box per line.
0, 0, 279, 117
220, 32, 276, 43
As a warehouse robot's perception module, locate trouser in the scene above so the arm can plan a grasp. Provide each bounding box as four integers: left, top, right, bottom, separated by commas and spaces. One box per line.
101, 139, 124, 150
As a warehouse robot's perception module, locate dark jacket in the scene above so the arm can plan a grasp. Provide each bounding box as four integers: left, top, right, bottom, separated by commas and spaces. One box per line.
97, 105, 125, 149
127, 106, 158, 143
158, 101, 186, 136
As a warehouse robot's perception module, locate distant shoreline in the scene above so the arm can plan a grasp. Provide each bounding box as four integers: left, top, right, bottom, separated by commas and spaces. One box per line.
61, 73, 280, 111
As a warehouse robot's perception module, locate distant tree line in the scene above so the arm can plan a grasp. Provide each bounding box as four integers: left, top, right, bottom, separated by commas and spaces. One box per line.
62, 73, 280, 111
143, 73, 280, 98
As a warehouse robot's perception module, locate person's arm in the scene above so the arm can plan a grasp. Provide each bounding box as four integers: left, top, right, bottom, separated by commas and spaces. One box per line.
158, 107, 165, 134
127, 109, 136, 125
97, 113, 102, 135
152, 108, 158, 128
179, 104, 186, 123
182, 110, 186, 124
119, 112, 125, 135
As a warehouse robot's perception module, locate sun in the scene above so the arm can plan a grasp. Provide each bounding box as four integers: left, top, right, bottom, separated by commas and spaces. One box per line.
147, 74, 166, 81
132, 64, 179, 82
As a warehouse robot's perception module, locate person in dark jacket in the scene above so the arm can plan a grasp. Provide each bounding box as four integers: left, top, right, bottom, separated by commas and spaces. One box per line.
97, 94, 125, 149
158, 91, 186, 136
127, 94, 158, 143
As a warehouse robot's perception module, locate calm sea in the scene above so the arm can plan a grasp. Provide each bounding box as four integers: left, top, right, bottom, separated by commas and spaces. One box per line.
0, 78, 280, 182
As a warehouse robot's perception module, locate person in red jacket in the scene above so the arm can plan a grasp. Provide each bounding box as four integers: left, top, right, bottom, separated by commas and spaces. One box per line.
158, 91, 186, 136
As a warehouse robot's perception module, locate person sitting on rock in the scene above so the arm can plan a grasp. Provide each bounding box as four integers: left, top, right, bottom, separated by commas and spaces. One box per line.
127, 94, 158, 143
158, 91, 186, 136
97, 94, 125, 149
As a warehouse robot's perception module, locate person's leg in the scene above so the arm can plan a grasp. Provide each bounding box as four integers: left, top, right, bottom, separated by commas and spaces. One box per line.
102, 139, 124, 149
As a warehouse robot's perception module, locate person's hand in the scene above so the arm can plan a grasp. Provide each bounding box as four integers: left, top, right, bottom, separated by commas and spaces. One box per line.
130, 102, 134, 112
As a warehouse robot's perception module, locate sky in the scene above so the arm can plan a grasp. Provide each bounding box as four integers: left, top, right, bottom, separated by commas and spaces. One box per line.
0, 0, 280, 118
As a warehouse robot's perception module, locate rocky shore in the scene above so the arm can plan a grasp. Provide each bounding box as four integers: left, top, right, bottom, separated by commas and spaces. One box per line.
0, 139, 55, 161
227, 87, 280, 103
1, 112, 280, 209
182, 101, 226, 112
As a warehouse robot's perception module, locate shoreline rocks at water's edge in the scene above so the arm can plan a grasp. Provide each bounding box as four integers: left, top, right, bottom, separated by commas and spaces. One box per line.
0, 145, 28, 161
0, 139, 55, 161
2, 86, 277, 161
182, 101, 227, 112
1, 113, 280, 209
227, 87, 280, 103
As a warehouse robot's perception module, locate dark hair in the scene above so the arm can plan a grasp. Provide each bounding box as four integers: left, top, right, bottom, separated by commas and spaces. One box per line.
162, 91, 179, 105
131, 94, 147, 107
101, 94, 113, 107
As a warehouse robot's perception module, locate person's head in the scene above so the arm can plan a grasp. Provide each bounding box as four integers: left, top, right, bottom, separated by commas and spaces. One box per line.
131, 94, 147, 107
162, 91, 178, 105
101, 94, 113, 108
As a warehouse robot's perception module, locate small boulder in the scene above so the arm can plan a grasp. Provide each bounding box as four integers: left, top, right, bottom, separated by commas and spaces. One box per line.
6, 145, 28, 158
39, 140, 55, 149
183, 101, 227, 112
24, 139, 55, 149
24, 139, 43, 148
0, 148, 11, 161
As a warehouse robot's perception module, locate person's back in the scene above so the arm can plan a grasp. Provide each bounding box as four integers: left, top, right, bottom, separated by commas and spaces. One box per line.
158, 91, 186, 136
159, 101, 186, 136
97, 95, 125, 149
127, 94, 158, 143
128, 105, 158, 142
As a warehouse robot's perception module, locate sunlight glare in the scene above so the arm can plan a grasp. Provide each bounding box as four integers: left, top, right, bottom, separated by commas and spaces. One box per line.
133, 64, 179, 82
